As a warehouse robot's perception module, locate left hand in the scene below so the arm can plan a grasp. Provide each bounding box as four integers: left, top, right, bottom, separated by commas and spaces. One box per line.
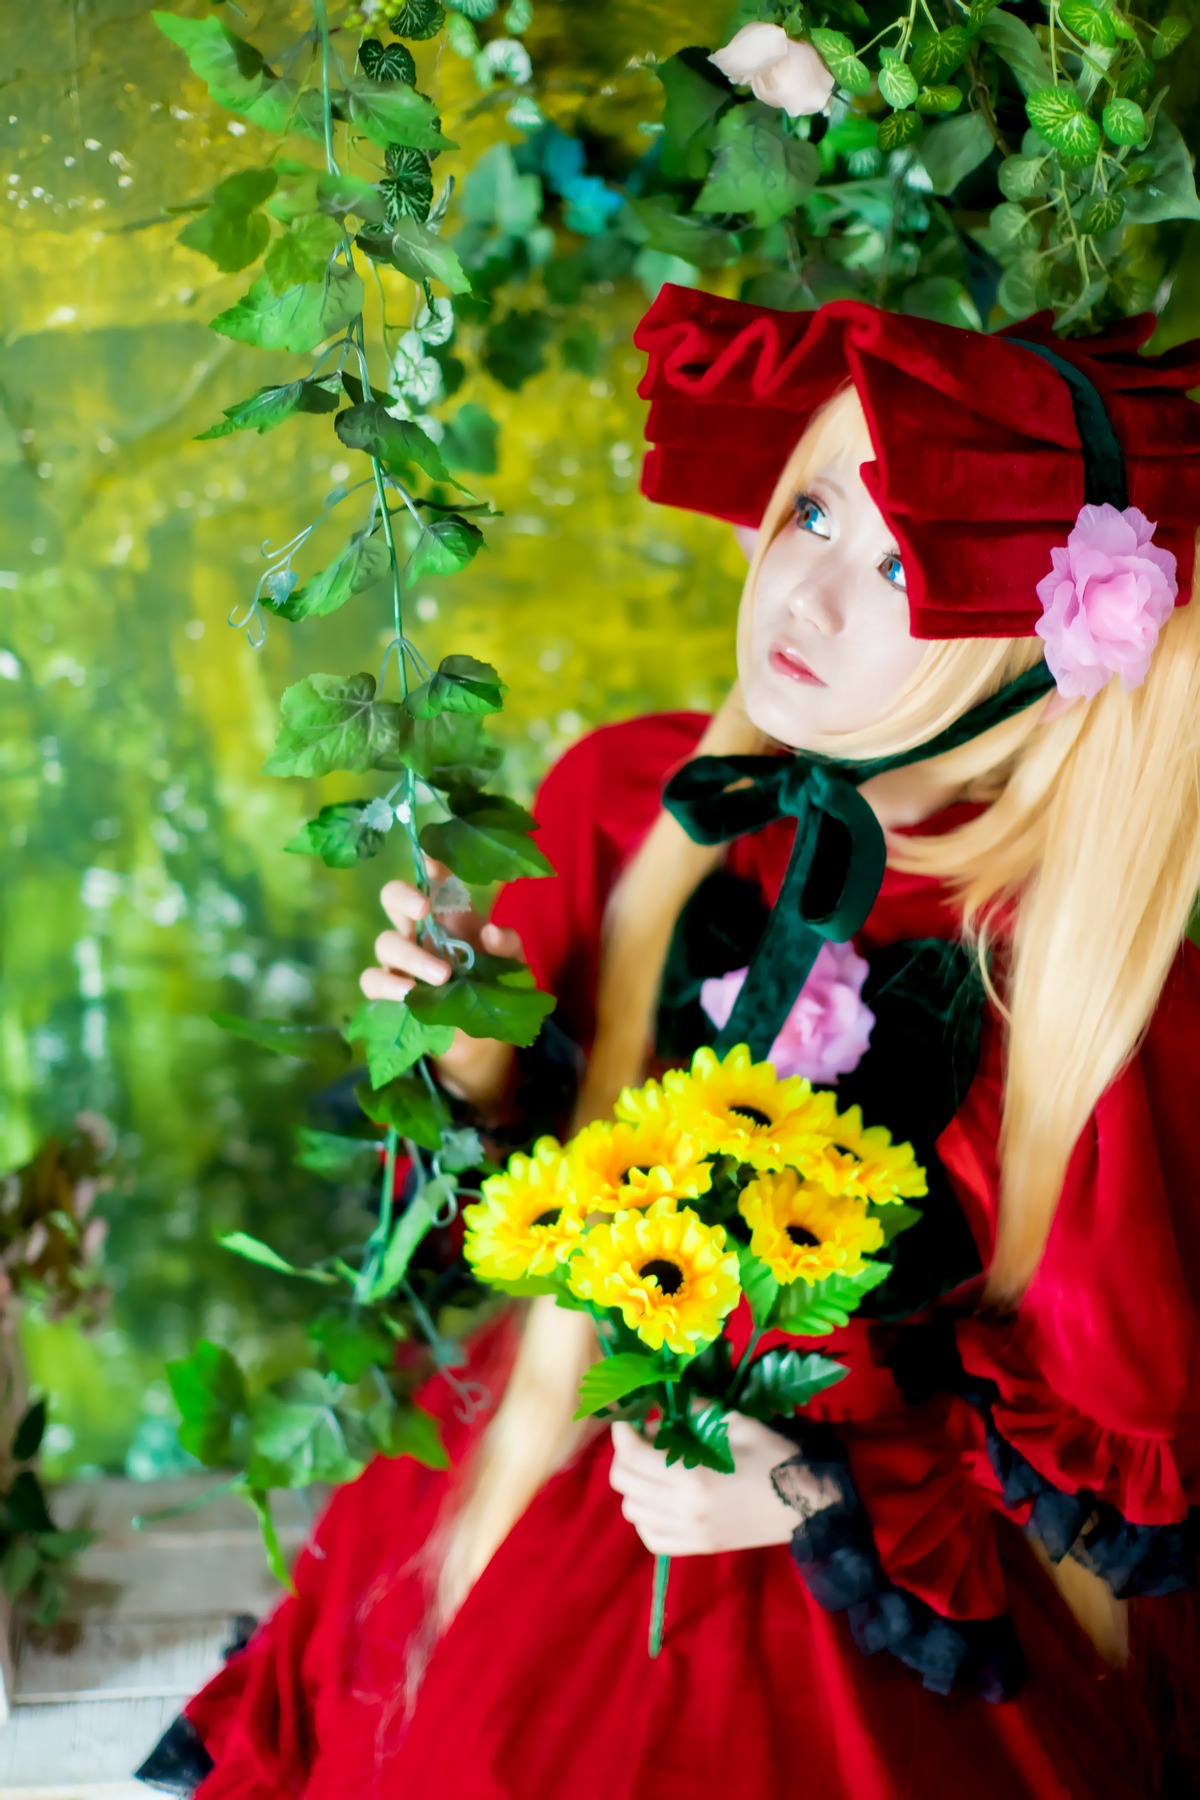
609, 1414, 806, 1557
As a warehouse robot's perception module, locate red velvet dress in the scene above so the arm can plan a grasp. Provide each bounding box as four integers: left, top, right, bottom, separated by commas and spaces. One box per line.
178, 714, 1200, 1800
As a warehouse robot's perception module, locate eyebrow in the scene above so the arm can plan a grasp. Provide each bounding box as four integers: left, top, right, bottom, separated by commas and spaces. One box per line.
810, 473, 846, 499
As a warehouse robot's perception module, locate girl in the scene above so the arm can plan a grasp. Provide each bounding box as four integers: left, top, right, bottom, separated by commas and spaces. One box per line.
141, 289, 1200, 1799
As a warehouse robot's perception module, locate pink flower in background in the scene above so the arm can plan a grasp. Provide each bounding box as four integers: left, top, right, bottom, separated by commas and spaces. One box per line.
1035, 502, 1178, 700
700, 940, 875, 1085
708, 24, 836, 118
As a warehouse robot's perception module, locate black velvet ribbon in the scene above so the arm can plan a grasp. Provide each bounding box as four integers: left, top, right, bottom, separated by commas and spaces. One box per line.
663, 662, 1055, 1061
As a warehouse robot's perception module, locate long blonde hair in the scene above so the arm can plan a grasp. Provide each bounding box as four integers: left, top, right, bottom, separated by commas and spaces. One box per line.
432, 383, 1200, 1647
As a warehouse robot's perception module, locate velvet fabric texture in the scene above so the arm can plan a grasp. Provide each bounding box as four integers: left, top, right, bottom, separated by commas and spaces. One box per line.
166, 714, 1200, 1800
633, 287, 1200, 638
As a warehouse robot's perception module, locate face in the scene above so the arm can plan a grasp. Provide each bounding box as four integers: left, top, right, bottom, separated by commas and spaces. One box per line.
737, 445, 926, 746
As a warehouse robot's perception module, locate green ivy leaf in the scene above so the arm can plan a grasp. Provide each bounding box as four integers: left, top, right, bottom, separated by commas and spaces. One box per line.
261, 213, 343, 289
294, 1127, 381, 1180
178, 167, 277, 272
153, 12, 323, 139
997, 152, 1051, 199
1151, 13, 1191, 55
1060, 1, 1116, 44
1102, 97, 1146, 145
406, 950, 555, 1046
772, 1261, 891, 1335
196, 375, 341, 441
404, 654, 506, 719
241, 1486, 292, 1588
210, 1012, 348, 1060
406, 513, 484, 583
3, 1542, 43, 1603
482, 307, 554, 386
695, 103, 819, 227
809, 28, 871, 94
1120, 115, 1200, 222
267, 533, 391, 623
4, 1471, 56, 1534
359, 37, 417, 83
420, 790, 553, 884
264, 672, 405, 778
736, 1243, 780, 1329
166, 1342, 248, 1466
874, 1202, 923, 1247
391, 710, 502, 787
246, 1374, 364, 1488
211, 266, 364, 355
990, 199, 1039, 248
915, 85, 963, 114
878, 109, 923, 152
217, 1232, 339, 1283
573, 1353, 675, 1419
911, 26, 971, 82
357, 218, 471, 292
656, 1401, 735, 1474
996, 251, 1044, 315
1025, 87, 1101, 160
735, 1347, 848, 1421
390, 0, 446, 38
1078, 190, 1126, 233
1117, 55, 1157, 96
346, 998, 455, 1088
919, 110, 994, 193
979, 9, 1052, 93
285, 800, 389, 870
334, 402, 452, 483
268, 167, 388, 226
357, 1076, 446, 1150
656, 48, 734, 182
345, 77, 455, 152
368, 1190, 438, 1297
372, 1400, 449, 1467
12, 1400, 46, 1463
382, 145, 434, 224
878, 49, 919, 110
440, 402, 498, 474
623, 196, 740, 268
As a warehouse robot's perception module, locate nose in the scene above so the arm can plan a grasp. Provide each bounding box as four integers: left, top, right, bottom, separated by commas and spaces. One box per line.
785, 564, 844, 636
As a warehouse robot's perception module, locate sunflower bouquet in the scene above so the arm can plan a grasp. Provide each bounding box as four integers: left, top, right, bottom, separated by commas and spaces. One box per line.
463, 1043, 926, 1654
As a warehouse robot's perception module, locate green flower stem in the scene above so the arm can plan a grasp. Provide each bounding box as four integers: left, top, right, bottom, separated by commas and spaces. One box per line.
648, 1549, 671, 1658
728, 1324, 765, 1409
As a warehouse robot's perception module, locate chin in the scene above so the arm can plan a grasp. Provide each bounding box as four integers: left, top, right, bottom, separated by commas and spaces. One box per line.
741, 672, 826, 753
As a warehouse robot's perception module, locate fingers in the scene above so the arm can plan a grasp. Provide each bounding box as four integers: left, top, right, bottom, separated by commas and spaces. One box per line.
380, 879, 431, 933
373, 927, 451, 988
359, 966, 416, 1003
481, 922, 523, 960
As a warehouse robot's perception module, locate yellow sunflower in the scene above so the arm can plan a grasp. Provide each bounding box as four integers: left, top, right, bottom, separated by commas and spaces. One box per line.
739, 1167, 885, 1285
812, 1104, 928, 1206
463, 1137, 584, 1283
566, 1198, 742, 1355
568, 1117, 712, 1214
648, 1044, 838, 1172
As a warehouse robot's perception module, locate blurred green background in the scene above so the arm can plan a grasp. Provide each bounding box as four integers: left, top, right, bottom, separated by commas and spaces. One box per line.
0, 0, 749, 1478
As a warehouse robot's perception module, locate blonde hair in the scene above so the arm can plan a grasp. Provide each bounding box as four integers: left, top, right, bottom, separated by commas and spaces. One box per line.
431, 384, 1200, 1654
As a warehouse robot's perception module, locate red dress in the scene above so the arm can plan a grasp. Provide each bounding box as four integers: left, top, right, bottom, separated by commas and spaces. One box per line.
175, 714, 1200, 1800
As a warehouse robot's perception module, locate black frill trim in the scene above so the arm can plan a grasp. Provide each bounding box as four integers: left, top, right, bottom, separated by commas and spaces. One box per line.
884, 1319, 1200, 1601
134, 1714, 214, 1796
770, 1424, 1026, 1703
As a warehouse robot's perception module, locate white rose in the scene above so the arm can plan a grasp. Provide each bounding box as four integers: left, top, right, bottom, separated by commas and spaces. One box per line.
708, 23, 836, 118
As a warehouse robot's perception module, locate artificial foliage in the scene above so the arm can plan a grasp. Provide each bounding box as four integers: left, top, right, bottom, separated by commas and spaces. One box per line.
146, 0, 1200, 1567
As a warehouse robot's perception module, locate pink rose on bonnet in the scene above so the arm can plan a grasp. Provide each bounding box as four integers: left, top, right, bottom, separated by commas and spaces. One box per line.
700, 939, 875, 1085
1035, 503, 1178, 701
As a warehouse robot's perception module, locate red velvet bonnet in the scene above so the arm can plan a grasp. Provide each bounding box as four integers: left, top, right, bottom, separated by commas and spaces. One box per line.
633, 283, 1200, 639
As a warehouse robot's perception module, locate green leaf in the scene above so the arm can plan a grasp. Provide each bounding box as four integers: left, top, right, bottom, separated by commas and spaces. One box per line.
217, 1232, 338, 1283
406, 949, 555, 1046
874, 1202, 923, 1247
264, 672, 404, 778
919, 110, 995, 193
3, 1541, 42, 1602
438, 1125, 486, 1172
382, 146, 435, 224
979, 9, 1053, 93
1121, 115, 1200, 222
4, 1470, 56, 1534
294, 1127, 381, 1180
735, 1347, 848, 1421
242, 1486, 293, 1588
406, 514, 484, 584
1060, 1, 1116, 45
695, 103, 819, 227
268, 167, 388, 226
483, 309, 554, 389
166, 1342, 248, 1466
196, 375, 341, 441
656, 1401, 735, 1474
286, 800, 388, 870
997, 152, 1051, 199
178, 167, 276, 272
420, 790, 551, 885
736, 1243, 779, 1330
440, 402, 498, 474
210, 1012, 347, 1060
391, 710, 502, 788
359, 37, 418, 84
810, 29, 871, 94
573, 1353, 674, 1419
357, 1076, 447, 1150
309, 1309, 395, 1381
990, 199, 1039, 248
390, 0, 446, 39
346, 998, 454, 1088
911, 26, 971, 82
404, 654, 506, 719
153, 12, 323, 139
368, 1191, 438, 1297
915, 85, 963, 114
656, 48, 734, 182
246, 1374, 363, 1488
262, 213, 343, 288
267, 533, 391, 623
997, 252, 1044, 316
623, 196, 739, 267
1025, 87, 1101, 160
12, 1399, 46, 1463
1078, 190, 1126, 233
878, 110, 923, 151
878, 50, 919, 109
334, 402, 452, 483
773, 1261, 891, 1335
345, 77, 456, 152
357, 218, 471, 292
1151, 13, 1191, 55
373, 1400, 449, 1467
1117, 55, 1157, 96
211, 266, 364, 355
1102, 96, 1146, 144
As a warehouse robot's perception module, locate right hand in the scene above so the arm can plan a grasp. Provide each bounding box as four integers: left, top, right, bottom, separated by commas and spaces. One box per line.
359, 862, 522, 1111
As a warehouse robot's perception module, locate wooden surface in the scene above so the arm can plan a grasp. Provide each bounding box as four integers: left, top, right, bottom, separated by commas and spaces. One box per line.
0, 1477, 320, 1797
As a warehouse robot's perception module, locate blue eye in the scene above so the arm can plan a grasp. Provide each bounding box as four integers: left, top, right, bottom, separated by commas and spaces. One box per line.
881, 553, 906, 591
794, 493, 829, 535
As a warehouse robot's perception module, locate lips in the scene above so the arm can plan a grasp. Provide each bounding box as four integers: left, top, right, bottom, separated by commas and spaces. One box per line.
768, 642, 826, 686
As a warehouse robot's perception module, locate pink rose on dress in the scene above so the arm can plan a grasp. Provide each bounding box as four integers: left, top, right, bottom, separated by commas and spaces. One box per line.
708, 24, 836, 118
1034, 502, 1178, 701
700, 940, 875, 1086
